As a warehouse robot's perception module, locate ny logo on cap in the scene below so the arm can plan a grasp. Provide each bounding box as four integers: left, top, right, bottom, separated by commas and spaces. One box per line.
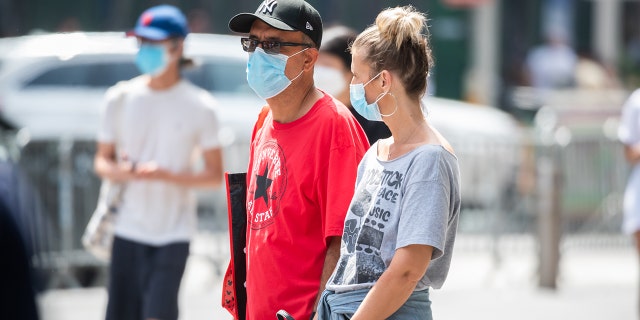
258, 0, 277, 15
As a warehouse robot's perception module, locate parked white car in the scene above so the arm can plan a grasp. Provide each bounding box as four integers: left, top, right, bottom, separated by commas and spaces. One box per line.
0, 32, 261, 160
0, 32, 264, 232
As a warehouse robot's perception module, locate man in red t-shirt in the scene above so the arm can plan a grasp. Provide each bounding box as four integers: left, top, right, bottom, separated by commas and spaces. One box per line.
228, 1, 369, 319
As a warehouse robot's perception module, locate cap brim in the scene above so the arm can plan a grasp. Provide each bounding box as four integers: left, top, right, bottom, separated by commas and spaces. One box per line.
228, 13, 294, 33
127, 26, 170, 41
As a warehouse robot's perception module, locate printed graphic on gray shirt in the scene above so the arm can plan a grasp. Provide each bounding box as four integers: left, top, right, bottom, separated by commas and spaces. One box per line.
332, 168, 403, 285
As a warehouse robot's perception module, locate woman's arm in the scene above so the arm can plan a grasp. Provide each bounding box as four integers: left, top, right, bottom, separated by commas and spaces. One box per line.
351, 244, 433, 320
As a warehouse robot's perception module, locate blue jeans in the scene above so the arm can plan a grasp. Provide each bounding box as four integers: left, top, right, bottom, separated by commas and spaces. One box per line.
317, 288, 432, 320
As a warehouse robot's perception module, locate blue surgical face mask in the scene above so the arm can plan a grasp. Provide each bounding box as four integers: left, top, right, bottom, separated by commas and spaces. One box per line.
314, 65, 346, 97
350, 72, 386, 121
246, 47, 307, 99
135, 44, 169, 76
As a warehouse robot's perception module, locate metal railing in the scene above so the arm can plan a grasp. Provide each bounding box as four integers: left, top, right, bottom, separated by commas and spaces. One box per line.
1, 120, 630, 289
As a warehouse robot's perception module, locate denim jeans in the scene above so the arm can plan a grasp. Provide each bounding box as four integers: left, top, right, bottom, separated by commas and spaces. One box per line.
317, 288, 432, 320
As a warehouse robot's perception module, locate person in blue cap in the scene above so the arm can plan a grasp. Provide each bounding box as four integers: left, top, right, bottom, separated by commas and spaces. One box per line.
94, 5, 223, 320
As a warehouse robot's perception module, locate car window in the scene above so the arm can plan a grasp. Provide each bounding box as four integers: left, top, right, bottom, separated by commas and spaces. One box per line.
24, 61, 139, 88
183, 59, 251, 93
22, 57, 250, 94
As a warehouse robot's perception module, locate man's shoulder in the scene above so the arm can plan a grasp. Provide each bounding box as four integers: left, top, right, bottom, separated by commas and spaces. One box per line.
106, 81, 128, 94
625, 89, 640, 109
314, 93, 355, 122
179, 78, 205, 92
104, 76, 143, 101
177, 80, 218, 110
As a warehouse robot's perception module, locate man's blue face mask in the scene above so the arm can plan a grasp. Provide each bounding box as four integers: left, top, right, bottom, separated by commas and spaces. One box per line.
246, 47, 307, 100
135, 44, 169, 76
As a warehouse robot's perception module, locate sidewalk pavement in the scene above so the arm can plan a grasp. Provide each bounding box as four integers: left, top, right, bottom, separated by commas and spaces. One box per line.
38, 233, 638, 320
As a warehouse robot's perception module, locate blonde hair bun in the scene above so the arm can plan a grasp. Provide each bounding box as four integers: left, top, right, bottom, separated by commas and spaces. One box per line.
351, 5, 432, 98
375, 6, 426, 50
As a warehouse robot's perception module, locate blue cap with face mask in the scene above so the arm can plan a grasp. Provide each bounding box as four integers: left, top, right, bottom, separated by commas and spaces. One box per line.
128, 5, 189, 40
129, 5, 189, 76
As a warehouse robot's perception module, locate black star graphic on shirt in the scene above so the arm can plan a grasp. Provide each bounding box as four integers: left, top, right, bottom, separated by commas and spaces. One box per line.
254, 165, 273, 206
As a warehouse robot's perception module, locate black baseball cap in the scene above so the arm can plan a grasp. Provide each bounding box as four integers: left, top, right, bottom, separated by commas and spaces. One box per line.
228, 0, 323, 48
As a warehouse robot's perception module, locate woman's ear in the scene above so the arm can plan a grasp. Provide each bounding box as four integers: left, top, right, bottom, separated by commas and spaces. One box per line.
380, 70, 392, 89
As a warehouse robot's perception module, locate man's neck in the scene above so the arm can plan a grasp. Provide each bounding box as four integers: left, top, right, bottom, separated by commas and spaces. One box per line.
268, 81, 322, 123
147, 64, 181, 90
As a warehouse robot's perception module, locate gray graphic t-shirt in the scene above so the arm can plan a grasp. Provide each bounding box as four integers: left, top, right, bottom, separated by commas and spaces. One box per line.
326, 143, 460, 293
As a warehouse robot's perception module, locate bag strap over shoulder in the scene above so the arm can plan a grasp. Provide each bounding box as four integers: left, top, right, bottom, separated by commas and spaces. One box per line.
222, 106, 270, 320
256, 105, 270, 131
111, 80, 129, 149
250, 105, 271, 143
105, 81, 130, 202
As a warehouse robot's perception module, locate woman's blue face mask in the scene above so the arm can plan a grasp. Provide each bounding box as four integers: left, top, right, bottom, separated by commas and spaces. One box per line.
246, 47, 307, 100
135, 43, 169, 76
349, 72, 386, 121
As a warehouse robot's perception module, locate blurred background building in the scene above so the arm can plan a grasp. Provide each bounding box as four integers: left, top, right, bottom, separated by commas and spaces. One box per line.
1, 0, 639, 104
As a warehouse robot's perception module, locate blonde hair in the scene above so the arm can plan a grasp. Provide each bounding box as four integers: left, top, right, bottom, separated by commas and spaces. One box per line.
351, 6, 433, 98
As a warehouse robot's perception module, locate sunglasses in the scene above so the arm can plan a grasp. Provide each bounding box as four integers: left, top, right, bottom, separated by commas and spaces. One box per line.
240, 37, 312, 55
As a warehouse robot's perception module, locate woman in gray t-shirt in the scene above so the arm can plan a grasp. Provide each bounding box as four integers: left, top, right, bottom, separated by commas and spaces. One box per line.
317, 6, 461, 320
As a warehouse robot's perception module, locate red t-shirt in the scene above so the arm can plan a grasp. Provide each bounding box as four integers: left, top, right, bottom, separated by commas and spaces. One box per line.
245, 93, 369, 320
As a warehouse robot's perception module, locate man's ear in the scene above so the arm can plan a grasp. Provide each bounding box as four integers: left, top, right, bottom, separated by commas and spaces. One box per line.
169, 38, 184, 53
303, 48, 318, 72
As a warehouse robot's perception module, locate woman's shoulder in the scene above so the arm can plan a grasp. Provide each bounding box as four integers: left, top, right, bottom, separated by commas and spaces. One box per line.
404, 144, 458, 182
412, 144, 456, 162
